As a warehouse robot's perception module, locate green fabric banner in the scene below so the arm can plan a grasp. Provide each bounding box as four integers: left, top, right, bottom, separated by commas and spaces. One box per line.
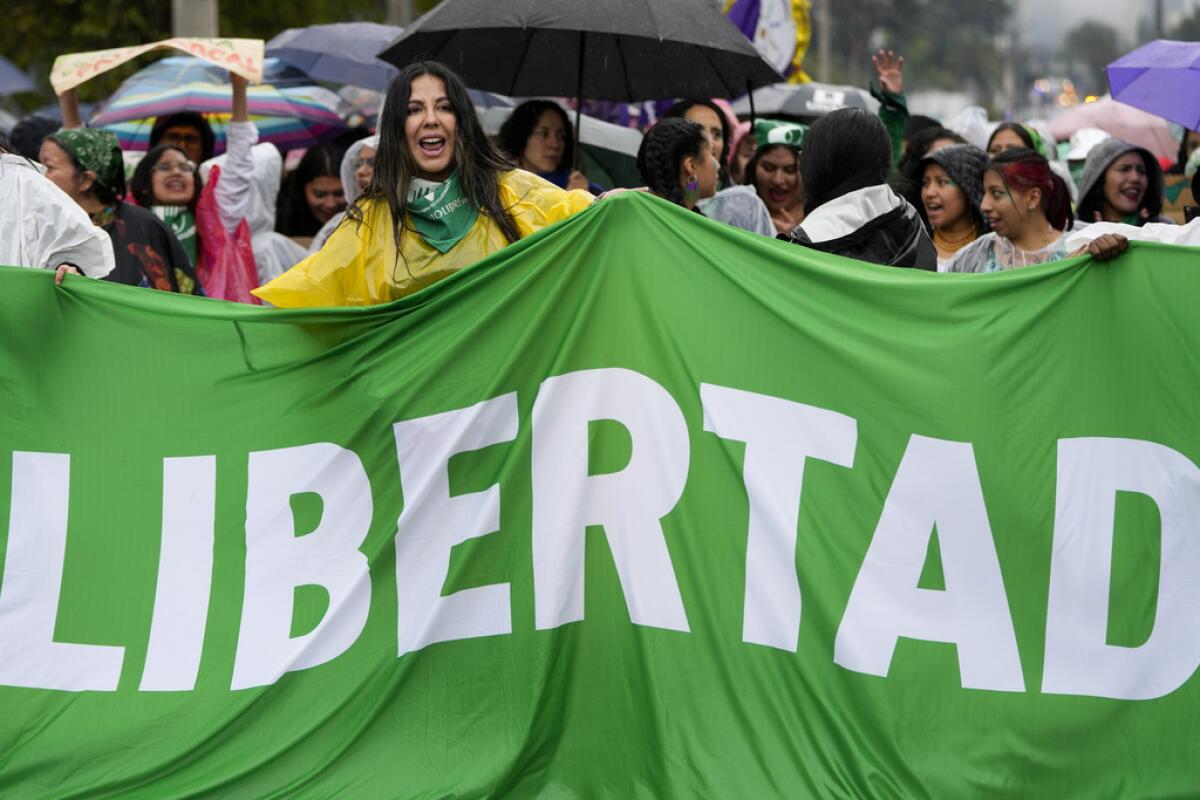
1, 193, 1198, 798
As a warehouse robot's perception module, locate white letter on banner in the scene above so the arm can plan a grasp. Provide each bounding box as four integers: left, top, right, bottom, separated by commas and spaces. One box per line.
232, 443, 372, 690
834, 435, 1025, 692
0, 452, 124, 691
1043, 438, 1200, 700
700, 384, 856, 652
140, 456, 216, 691
393, 394, 517, 656
532, 368, 690, 632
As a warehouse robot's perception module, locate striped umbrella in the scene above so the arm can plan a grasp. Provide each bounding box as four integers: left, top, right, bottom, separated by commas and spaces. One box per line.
91, 82, 346, 154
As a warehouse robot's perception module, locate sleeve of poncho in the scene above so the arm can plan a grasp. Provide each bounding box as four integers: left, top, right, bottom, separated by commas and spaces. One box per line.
499, 170, 594, 238
22, 171, 115, 277
252, 207, 368, 307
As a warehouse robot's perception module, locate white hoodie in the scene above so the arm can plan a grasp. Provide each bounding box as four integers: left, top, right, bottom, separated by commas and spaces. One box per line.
0, 153, 114, 277
199, 122, 307, 284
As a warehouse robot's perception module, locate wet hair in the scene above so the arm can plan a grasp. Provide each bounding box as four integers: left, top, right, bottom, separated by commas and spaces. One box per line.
275, 142, 346, 237
496, 100, 576, 172
985, 148, 1072, 231
149, 112, 216, 163
9, 115, 59, 160
636, 117, 707, 207
45, 133, 124, 206
349, 60, 521, 267
987, 122, 1036, 154
1075, 147, 1163, 224
662, 99, 731, 184
129, 144, 203, 211
799, 107, 891, 214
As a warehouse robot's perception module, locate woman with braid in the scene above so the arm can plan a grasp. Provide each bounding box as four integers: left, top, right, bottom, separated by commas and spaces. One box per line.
635, 118, 719, 213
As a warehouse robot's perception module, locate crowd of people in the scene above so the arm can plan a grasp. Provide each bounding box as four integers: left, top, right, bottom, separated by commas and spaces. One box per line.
2, 47, 1198, 304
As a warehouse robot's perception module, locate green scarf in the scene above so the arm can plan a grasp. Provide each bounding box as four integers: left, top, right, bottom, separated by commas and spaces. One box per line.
153, 205, 197, 265
406, 170, 478, 253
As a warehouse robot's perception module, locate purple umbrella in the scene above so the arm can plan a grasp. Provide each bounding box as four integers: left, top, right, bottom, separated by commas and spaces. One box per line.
1107, 39, 1200, 131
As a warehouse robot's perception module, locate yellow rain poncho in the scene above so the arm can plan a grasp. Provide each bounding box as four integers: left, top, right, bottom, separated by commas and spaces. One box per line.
252, 169, 593, 307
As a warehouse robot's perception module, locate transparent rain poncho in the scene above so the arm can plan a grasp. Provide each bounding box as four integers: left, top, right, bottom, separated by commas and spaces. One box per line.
946, 228, 1082, 273
697, 185, 775, 237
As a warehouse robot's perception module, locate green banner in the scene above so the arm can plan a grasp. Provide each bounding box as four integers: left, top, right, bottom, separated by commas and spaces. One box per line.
1, 194, 1198, 798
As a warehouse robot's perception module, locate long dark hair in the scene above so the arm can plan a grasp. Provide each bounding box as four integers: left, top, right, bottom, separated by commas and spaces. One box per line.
349, 60, 520, 262
986, 148, 1072, 231
636, 117, 707, 207
275, 142, 345, 237
496, 100, 575, 172
129, 144, 203, 211
799, 107, 891, 214
1075, 147, 1163, 225
987, 122, 1036, 154
662, 99, 731, 185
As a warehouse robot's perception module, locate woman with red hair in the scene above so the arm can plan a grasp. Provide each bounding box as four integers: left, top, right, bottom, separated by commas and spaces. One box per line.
947, 148, 1078, 273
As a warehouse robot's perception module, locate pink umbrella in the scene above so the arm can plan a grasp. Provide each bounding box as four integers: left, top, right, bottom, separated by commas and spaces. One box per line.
1049, 97, 1177, 161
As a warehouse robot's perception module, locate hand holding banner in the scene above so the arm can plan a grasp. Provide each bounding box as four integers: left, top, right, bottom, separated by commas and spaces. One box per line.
50, 38, 265, 95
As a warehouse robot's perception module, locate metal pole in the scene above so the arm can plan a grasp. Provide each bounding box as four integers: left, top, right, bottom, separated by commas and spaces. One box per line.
172, 0, 218, 37
1154, 0, 1165, 38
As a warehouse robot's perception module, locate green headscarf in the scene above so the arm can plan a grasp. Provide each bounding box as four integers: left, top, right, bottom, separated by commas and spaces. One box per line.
50, 128, 125, 199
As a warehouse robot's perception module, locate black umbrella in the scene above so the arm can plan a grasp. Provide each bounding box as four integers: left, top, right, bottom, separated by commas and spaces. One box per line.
378, 0, 782, 165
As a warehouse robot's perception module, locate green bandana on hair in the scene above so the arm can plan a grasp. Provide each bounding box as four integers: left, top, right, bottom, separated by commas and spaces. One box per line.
51, 128, 125, 197
406, 169, 478, 253
753, 119, 808, 151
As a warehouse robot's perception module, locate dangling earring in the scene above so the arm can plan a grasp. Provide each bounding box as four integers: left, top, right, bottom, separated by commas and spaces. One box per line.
683, 173, 700, 204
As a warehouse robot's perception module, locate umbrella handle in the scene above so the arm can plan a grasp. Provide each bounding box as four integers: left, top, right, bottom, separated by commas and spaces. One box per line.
746, 79, 756, 128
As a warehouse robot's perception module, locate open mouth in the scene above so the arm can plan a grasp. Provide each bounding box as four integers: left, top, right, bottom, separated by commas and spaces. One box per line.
1120, 188, 1142, 201
418, 136, 446, 158
164, 178, 186, 191
767, 188, 789, 203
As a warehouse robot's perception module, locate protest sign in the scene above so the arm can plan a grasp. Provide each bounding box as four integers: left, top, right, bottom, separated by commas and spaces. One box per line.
1, 194, 1198, 797
50, 37, 264, 94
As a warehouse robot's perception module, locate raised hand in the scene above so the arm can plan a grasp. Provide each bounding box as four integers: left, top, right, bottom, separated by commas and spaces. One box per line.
871, 50, 905, 95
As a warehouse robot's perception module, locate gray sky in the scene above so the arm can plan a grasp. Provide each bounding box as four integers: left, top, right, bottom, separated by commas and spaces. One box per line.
1018, 0, 1197, 51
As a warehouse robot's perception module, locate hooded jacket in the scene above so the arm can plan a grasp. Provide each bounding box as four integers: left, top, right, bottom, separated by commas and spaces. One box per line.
1076, 138, 1170, 225
309, 135, 379, 253
199, 122, 307, 284
782, 184, 937, 270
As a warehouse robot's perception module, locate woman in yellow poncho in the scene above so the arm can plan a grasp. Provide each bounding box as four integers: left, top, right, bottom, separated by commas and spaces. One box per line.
253, 61, 595, 307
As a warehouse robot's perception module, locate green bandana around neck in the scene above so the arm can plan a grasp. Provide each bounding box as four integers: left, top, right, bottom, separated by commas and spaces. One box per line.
153, 205, 197, 265
406, 170, 478, 253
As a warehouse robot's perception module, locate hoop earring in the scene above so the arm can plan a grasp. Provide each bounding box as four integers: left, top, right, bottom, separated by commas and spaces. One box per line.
683, 173, 700, 204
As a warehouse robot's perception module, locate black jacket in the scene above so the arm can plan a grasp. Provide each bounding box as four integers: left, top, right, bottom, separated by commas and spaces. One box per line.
781, 187, 937, 271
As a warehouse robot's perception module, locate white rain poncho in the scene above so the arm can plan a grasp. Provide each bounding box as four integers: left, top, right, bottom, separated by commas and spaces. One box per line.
0, 153, 114, 277
946, 228, 1083, 273
697, 185, 775, 237
199, 122, 307, 284
309, 134, 379, 254
1066, 219, 1200, 249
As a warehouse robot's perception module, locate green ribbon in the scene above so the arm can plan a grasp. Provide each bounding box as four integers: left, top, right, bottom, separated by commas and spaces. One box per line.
406, 170, 478, 253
